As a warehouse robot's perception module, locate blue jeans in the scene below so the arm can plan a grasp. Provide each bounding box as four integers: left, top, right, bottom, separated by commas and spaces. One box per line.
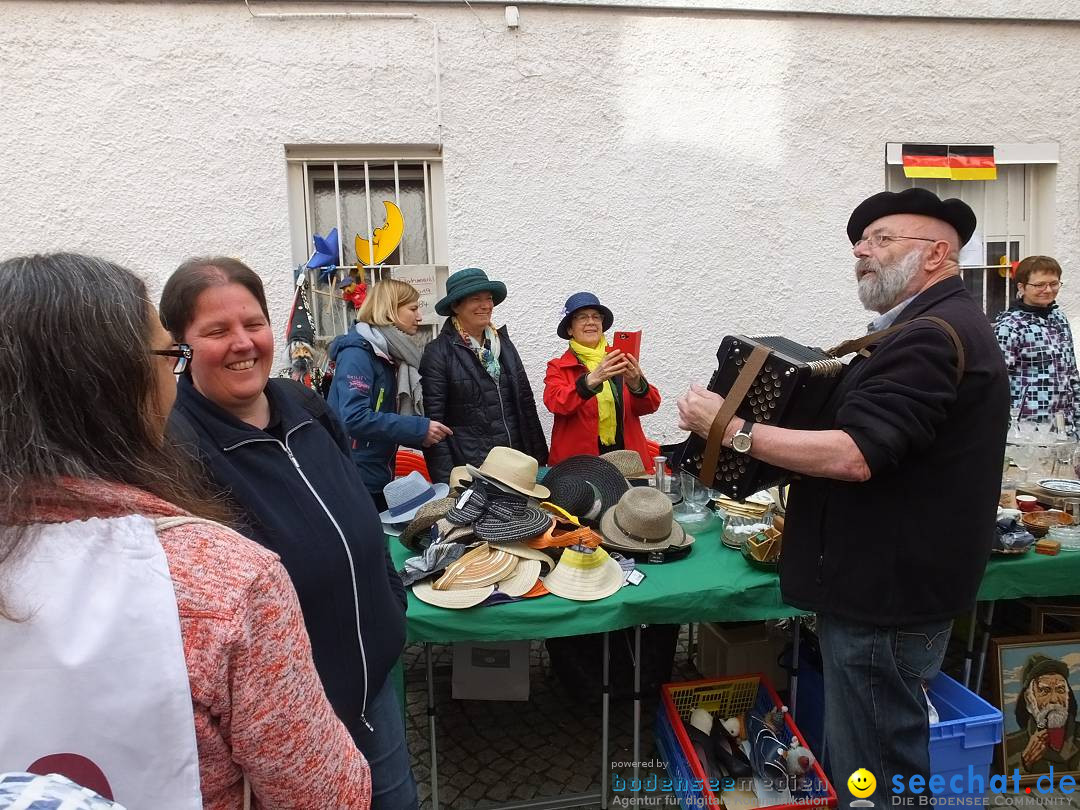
817, 613, 952, 809
349, 676, 418, 810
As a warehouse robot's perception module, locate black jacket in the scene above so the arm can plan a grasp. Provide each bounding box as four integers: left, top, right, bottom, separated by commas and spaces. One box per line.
169, 375, 407, 729
779, 277, 1010, 625
419, 319, 549, 483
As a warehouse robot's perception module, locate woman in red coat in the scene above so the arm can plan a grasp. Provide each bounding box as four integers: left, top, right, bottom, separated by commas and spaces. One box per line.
544, 292, 661, 470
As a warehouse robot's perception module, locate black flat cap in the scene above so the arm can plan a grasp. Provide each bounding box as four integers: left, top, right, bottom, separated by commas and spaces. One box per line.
847, 188, 977, 247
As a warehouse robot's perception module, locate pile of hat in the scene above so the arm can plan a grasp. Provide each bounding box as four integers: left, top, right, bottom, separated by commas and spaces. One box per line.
388, 446, 697, 610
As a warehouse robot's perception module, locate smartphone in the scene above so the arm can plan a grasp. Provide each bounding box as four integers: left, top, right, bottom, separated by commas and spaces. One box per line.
612, 330, 642, 358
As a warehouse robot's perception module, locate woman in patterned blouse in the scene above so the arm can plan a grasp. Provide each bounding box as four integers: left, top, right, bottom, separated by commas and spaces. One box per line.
993, 255, 1080, 435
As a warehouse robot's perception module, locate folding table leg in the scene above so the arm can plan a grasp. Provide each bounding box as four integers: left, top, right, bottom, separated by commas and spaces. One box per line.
633, 625, 642, 799
426, 643, 439, 810
790, 616, 800, 719
962, 602, 979, 688
602, 632, 610, 810
974, 601, 996, 694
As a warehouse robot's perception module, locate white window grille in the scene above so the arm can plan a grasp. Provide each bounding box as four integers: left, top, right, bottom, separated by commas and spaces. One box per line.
286, 149, 448, 344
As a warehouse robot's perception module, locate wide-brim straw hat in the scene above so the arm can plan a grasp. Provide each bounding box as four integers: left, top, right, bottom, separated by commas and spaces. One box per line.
379, 470, 451, 523
599, 486, 695, 552
433, 543, 516, 589
475, 507, 553, 544
527, 521, 603, 550
543, 545, 624, 602
497, 559, 543, 597
541, 455, 629, 526
600, 449, 652, 480
465, 446, 550, 500
412, 581, 494, 609
435, 267, 508, 316
498, 542, 556, 572
399, 497, 457, 550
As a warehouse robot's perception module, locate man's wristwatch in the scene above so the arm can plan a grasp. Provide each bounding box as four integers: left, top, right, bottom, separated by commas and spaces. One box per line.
730, 418, 755, 454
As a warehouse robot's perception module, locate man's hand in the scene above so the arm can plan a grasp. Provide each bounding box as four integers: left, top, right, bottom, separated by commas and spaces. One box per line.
586, 349, 630, 388
677, 384, 726, 439
422, 420, 453, 448
1021, 729, 1048, 770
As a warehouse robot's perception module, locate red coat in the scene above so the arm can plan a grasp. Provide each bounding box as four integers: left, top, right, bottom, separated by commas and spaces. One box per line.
543, 349, 662, 470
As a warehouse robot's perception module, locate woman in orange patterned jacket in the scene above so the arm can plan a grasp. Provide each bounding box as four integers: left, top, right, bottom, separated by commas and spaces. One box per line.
0, 253, 369, 810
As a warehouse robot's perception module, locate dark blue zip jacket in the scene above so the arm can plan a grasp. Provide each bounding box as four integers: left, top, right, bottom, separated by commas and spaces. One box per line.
168, 375, 407, 730
327, 325, 429, 495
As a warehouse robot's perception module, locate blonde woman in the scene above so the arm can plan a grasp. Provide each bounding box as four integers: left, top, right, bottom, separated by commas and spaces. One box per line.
328, 279, 452, 508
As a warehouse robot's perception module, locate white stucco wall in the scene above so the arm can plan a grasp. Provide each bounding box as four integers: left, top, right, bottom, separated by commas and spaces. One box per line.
2, 1, 1078, 443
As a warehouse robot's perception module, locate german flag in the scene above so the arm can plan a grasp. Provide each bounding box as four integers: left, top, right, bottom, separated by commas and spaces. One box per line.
949, 145, 997, 180
902, 144, 950, 179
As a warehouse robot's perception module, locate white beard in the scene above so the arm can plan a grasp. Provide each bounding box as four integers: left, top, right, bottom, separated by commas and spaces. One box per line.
856, 246, 925, 313
1035, 703, 1069, 730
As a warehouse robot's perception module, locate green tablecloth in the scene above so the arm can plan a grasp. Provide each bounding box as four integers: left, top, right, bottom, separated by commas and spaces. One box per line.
391, 526, 1080, 644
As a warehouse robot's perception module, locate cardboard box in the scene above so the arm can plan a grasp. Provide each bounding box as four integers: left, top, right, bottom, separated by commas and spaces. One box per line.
451, 641, 530, 701
695, 621, 787, 688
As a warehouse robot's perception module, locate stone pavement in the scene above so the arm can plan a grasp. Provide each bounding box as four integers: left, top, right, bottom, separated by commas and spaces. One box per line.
402, 625, 1080, 810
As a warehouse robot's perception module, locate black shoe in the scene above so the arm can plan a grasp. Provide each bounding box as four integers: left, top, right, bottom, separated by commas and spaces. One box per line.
712, 724, 753, 778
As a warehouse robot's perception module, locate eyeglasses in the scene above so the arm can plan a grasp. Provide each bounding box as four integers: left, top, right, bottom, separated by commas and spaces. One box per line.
854, 234, 939, 251
151, 343, 192, 374
572, 312, 604, 323
1022, 280, 1063, 292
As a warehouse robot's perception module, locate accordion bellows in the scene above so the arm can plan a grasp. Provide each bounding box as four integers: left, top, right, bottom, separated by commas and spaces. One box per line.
677, 335, 843, 500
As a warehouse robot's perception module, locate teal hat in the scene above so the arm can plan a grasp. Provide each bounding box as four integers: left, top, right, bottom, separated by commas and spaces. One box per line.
435, 267, 507, 316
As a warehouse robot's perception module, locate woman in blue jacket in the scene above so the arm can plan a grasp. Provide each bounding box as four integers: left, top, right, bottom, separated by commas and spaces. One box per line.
328, 280, 452, 510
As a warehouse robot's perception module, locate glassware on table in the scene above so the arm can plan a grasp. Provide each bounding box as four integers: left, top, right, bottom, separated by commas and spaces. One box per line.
653, 456, 681, 504
674, 470, 711, 522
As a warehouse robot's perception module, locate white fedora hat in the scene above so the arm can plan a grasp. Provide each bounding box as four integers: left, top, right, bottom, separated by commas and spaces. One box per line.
465, 446, 550, 500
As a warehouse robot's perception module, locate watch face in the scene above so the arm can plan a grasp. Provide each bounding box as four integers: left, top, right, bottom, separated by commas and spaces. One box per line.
732, 432, 752, 453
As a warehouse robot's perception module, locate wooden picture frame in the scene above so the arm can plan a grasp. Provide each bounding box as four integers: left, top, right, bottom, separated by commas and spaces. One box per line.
1032, 605, 1080, 635
991, 633, 1080, 785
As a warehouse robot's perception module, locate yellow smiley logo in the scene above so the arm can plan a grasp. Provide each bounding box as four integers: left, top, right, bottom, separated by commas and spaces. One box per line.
848, 768, 876, 798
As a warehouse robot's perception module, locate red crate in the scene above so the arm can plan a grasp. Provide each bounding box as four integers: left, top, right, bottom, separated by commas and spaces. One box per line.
658, 673, 837, 810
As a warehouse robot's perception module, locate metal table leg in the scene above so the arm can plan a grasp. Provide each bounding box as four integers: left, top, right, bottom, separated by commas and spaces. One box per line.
633, 625, 642, 799
962, 602, 979, 688
790, 616, 800, 719
602, 631, 610, 810
426, 643, 439, 810
974, 601, 996, 694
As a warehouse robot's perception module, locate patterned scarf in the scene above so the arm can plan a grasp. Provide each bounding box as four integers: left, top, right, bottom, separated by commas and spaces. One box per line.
569, 335, 616, 445
453, 317, 501, 381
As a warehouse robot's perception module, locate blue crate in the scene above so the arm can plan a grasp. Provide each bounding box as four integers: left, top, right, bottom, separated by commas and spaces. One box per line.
792, 667, 1002, 800
928, 673, 1002, 799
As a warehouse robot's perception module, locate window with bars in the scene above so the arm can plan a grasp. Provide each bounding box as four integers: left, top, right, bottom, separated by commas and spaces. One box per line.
885, 160, 1053, 320
286, 149, 448, 344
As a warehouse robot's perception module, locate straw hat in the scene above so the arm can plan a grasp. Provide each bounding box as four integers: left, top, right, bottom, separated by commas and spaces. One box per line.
433, 543, 517, 589
542, 455, 629, 526
412, 581, 494, 609
527, 521, 603, 550
543, 545, 624, 601
465, 446, 550, 499
543, 477, 597, 521
498, 542, 556, 572
449, 466, 472, 492
379, 471, 450, 524
497, 559, 543, 597
540, 501, 581, 526
399, 497, 457, 550
599, 487, 695, 552
445, 483, 553, 543
600, 450, 651, 480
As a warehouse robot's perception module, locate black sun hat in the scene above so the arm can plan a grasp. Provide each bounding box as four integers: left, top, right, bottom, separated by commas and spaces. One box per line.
541, 455, 629, 528
847, 187, 977, 247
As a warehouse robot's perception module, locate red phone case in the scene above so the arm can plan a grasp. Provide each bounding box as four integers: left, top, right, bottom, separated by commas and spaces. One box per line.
612, 330, 642, 358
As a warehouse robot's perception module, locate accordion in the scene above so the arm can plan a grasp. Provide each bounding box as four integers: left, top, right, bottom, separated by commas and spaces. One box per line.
676, 335, 845, 500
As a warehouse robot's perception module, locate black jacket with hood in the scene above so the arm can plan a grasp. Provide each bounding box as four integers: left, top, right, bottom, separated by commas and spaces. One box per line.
169, 375, 406, 731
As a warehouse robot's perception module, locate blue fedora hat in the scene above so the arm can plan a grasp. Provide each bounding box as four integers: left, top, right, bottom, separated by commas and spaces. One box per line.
557, 292, 614, 339
435, 267, 508, 316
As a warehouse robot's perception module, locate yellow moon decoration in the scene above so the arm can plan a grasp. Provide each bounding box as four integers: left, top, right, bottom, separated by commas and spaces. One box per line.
355, 201, 405, 266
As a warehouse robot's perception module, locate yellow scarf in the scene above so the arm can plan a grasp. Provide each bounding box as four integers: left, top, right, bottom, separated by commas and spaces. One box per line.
570, 336, 616, 445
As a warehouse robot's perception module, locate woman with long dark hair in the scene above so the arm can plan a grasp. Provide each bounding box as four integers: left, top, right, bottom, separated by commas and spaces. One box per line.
0, 253, 369, 809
